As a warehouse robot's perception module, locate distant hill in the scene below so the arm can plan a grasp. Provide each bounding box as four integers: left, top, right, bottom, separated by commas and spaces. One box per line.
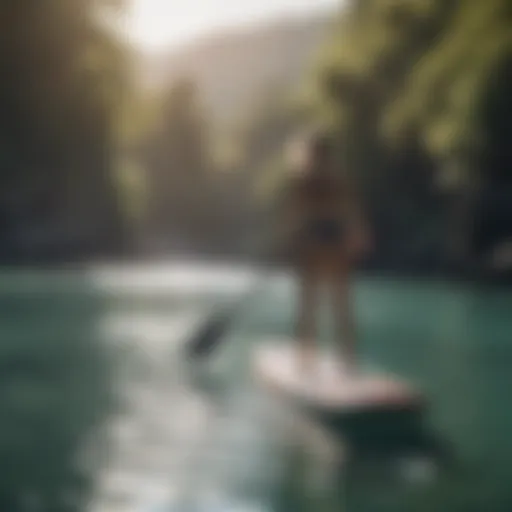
139, 13, 334, 126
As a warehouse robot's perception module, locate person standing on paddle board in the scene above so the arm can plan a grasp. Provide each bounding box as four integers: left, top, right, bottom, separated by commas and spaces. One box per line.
278, 128, 371, 374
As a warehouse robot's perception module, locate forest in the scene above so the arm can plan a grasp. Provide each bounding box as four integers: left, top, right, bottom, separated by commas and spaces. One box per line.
1, 0, 511, 275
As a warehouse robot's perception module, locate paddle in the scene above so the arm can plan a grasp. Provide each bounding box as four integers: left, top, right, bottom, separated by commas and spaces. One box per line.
186, 225, 286, 361
185, 276, 269, 360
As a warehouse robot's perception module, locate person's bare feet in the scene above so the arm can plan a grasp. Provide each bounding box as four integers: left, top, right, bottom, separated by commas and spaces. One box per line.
297, 344, 316, 378
337, 349, 358, 379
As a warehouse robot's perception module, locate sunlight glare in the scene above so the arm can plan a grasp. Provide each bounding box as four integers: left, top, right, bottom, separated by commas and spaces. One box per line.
127, 0, 338, 50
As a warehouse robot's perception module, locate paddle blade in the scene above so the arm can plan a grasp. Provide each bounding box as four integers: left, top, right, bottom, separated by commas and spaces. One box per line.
186, 307, 236, 359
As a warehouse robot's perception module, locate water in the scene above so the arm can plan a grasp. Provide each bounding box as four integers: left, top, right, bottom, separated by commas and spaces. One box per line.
1, 263, 512, 511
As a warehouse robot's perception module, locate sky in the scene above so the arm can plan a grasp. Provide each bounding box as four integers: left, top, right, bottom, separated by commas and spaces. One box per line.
126, 0, 339, 51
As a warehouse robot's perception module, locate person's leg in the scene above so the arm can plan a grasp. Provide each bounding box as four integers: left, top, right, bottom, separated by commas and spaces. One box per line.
331, 265, 358, 373
295, 266, 318, 375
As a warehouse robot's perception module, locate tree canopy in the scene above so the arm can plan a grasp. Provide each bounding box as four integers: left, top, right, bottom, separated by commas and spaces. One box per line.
313, 0, 512, 268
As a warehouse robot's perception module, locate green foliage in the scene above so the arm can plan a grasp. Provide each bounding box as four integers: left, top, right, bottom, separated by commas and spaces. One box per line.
0, 0, 131, 261
311, 0, 512, 267
317, 0, 511, 186
140, 78, 213, 241
385, 0, 512, 184
236, 86, 305, 176
114, 158, 147, 223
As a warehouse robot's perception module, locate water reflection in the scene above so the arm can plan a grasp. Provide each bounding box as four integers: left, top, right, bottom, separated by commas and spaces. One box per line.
2, 264, 511, 511
89, 263, 254, 511
0, 269, 114, 511
273, 410, 345, 512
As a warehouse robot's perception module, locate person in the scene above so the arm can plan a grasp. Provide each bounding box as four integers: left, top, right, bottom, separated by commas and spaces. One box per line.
277, 128, 371, 375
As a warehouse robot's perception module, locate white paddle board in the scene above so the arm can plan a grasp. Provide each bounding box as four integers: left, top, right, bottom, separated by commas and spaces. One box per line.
253, 341, 423, 414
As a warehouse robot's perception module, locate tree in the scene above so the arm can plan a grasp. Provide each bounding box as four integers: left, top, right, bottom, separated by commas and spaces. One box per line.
313, 0, 512, 272
0, 0, 131, 262
140, 78, 213, 246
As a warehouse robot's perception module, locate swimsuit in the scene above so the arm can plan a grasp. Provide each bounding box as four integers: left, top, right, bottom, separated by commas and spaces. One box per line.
305, 217, 345, 245
285, 174, 347, 257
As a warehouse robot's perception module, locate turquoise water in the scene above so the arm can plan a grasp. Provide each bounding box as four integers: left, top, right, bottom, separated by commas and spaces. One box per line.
235, 276, 512, 512
1, 264, 512, 511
